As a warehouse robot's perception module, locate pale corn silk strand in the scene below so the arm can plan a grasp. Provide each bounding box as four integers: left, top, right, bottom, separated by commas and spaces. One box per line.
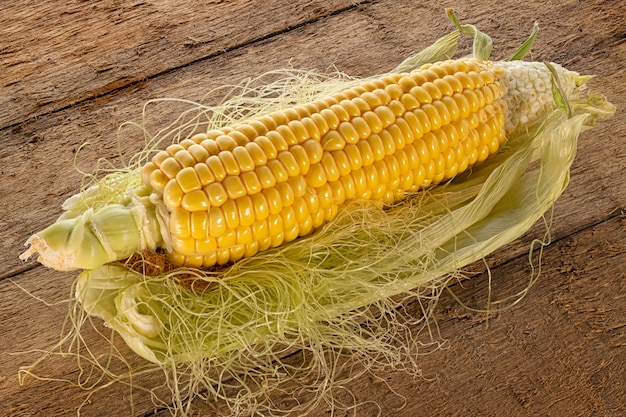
19, 15, 614, 417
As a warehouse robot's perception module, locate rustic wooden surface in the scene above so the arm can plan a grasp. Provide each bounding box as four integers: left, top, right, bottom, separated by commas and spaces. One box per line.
1, 0, 624, 416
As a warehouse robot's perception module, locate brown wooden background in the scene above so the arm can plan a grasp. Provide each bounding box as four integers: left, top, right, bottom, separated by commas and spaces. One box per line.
1, 1, 624, 416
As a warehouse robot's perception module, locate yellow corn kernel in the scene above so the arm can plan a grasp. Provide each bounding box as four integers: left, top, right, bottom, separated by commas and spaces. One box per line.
232, 147, 255, 172
302, 139, 324, 164
148, 168, 169, 194
468, 71, 485, 89
229, 130, 250, 147
235, 225, 254, 246
339, 100, 361, 118
321, 130, 346, 151
385, 83, 404, 100
385, 155, 401, 180
388, 99, 406, 117
386, 125, 406, 150
339, 174, 356, 199
291, 197, 310, 225
343, 144, 364, 171
338, 121, 360, 144
216, 228, 237, 248
171, 236, 196, 256
163, 180, 184, 208
187, 144, 210, 163
196, 236, 216, 252
421, 104, 443, 131
401, 92, 421, 111
236, 196, 255, 227
267, 159, 289, 183
235, 123, 261, 140
305, 163, 327, 189
332, 150, 352, 177
373, 106, 396, 128
263, 132, 287, 153
301, 117, 321, 141
321, 152, 341, 182
329, 103, 351, 123
352, 97, 370, 113
288, 176, 307, 199
222, 176, 247, 200
403, 142, 420, 170
251, 193, 270, 220
276, 182, 295, 207
379, 130, 396, 155
241, 171, 262, 195
160, 157, 182, 179
320, 108, 341, 129
287, 120, 308, 143
352, 116, 373, 139
366, 135, 386, 161
206, 155, 227, 181
421, 82, 443, 101
252, 219, 269, 243
277, 151, 300, 177
395, 118, 415, 144
441, 124, 460, 149
220, 200, 240, 229
181, 189, 210, 211
441, 95, 461, 121
204, 182, 228, 207
207, 207, 227, 238
140, 58, 507, 267
411, 109, 432, 135
176, 167, 202, 193
170, 207, 191, 238
362, 165, 379, 190
393, 148, 410, 174
267, 212, 283, 238
374, 160, 390, 185
310, 113, 330, 136
215, 135, 239, 152
255, 165, 277, 189
200, 137, 220, 155
166, 143, 184, 156
254, 136, 279, 159
275, 125, 297, 147
371, 89, 391, 107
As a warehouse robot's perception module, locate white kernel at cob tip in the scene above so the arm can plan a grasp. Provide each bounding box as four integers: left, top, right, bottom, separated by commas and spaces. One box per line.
496, 61, 579, 136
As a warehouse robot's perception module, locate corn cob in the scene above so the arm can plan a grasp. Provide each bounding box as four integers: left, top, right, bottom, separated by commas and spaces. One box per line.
20, 57, 580, 270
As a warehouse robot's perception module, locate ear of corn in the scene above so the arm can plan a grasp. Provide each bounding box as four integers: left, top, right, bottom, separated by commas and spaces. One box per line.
139, 58, 507, 268
21, 55, 587, 271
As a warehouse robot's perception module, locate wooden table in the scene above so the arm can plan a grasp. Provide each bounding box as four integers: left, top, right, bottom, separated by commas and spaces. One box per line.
1, 1, 624, 415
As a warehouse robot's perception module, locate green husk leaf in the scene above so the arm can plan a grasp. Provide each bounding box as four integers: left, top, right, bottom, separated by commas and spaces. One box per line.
507, 22, 539, 61
546, 61, 573, 117
446, 8, 492, 59
393, 30, 461, 73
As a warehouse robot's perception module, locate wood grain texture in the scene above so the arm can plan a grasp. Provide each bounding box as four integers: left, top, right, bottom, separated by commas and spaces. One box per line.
1, 0, 624, 416
0, 0, 362, 129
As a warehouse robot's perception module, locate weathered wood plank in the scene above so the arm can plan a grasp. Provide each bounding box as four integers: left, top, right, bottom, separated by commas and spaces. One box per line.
1, 0, 625, 416
0, 268, 172, 416
0, 0, 363, 129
